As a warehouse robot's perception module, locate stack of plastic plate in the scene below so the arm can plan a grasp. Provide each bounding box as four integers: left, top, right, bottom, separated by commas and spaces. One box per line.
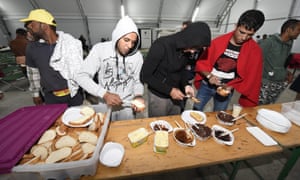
256, 108, 291, 133
281, 101, 300, 126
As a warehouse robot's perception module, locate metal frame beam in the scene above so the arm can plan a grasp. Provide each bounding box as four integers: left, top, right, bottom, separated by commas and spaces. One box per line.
76, 0, 91, 47
189, 0, 202, 21
156, 0, 164, 28
216, 0, 237, 28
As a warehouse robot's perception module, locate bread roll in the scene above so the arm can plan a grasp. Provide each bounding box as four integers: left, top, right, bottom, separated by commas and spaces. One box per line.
45, 147, 72, 163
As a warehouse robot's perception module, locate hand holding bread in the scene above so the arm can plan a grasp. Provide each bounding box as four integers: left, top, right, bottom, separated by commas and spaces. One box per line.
216, 86, 231, 97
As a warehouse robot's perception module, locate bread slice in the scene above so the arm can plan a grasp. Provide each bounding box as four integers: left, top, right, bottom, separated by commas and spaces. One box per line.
69, 106, 95, 126
81, 143, 96, 154
30, 145, 48, 160
55, 135, 77, 149
131, 99, 146, 111
190, 112, 203, 122
45, 147, 72, 163
78, 131, 98, 145
38, 129, 56, 144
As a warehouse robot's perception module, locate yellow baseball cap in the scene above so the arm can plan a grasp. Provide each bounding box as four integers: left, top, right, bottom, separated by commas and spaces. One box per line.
20, 9, 56, 26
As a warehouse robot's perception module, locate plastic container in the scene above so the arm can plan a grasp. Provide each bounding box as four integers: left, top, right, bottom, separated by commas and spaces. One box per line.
128, 128, 149, 147
11, 105, 112, 180
99, 142, 124, 167
0, 104, 68, 174
211, 125, 234, 146
281, 101, 300, 126
153, 130, 169, 153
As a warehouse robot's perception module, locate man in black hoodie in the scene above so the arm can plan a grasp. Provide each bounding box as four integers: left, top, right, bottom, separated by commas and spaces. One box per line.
141, 22, 211, 117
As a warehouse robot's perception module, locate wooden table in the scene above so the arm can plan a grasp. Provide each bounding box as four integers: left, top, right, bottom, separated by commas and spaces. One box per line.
82, 106, 283, 180
243, 103, 300, 180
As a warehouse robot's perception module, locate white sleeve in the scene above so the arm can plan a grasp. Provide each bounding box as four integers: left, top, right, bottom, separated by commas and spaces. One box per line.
75, 45, 107, 98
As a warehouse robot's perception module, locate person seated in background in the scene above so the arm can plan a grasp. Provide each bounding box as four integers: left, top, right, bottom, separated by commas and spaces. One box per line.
140, 21, 211, 117
193, 9, 265, 112
259, 19, 300, 105
75, 16, 145, 121
9, 28, 28, 77
21, 9, 84, 106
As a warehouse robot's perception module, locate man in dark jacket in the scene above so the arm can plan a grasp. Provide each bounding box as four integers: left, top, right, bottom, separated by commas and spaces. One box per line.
140, 22, 211, 117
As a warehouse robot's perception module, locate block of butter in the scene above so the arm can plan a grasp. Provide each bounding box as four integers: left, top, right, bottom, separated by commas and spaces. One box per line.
154, 130, 169, 153
128, 128, 149, 147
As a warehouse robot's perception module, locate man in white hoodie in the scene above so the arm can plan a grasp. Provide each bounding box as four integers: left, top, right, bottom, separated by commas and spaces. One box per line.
76, 16, 145, 121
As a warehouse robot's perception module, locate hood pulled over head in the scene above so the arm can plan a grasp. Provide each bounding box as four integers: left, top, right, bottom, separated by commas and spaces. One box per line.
112, 16, 140, 56
175, 21, 211, 49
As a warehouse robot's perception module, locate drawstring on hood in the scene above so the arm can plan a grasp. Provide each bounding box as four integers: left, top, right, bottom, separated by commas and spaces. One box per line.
112, 16, 140, 80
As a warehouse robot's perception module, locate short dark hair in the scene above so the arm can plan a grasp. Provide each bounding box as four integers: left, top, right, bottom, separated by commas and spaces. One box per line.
281, 19, 300, 34
182, 20, 192, 27
237, 9, 265, 32
16, 28, 27, 36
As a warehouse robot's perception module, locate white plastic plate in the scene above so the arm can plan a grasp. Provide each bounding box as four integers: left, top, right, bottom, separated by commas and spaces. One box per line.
181, 110, 207, 125
62, 107, 94, 127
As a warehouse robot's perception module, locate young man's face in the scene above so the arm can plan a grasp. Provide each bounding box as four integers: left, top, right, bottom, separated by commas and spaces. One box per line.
117, 32, 138, 56
25, 21, 45, 41
231, 25, 255, 46
288, 22, 300, 40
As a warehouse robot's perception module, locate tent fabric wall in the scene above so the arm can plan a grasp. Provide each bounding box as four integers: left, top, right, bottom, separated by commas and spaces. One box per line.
0, 0, 299, 52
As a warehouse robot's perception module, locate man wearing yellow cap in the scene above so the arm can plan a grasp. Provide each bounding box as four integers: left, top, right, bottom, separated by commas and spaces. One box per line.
21, 9, 84, 106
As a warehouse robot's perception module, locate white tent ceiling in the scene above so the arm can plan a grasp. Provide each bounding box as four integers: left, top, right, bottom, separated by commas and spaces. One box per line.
0, 0, 300, 51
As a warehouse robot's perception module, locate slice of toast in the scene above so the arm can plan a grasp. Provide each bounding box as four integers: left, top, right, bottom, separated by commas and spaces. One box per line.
190, 112, 203, 122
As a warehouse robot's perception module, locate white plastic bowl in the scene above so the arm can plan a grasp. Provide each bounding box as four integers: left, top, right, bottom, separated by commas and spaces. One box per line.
173, 128, 196, 147
211, 125, 234, 146
99, 142, 125, 167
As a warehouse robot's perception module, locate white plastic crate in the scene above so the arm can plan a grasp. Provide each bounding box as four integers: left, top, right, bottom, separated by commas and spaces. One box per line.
11, 105, 111, 180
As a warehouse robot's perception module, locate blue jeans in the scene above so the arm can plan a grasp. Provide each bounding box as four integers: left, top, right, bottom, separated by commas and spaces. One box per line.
193, 80, 233, 111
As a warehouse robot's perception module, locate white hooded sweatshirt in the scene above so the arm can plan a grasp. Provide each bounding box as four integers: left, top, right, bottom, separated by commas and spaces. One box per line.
76, 16, 144, 108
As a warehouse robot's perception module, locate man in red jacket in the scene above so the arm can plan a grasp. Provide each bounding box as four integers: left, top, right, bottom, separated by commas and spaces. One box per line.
193, 9, 265, 111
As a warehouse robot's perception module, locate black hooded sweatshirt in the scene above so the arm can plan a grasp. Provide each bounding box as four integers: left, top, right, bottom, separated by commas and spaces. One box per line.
140, 21, 211, 98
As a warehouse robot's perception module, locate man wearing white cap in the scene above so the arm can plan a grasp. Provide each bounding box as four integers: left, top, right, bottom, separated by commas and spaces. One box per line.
21, 9, 84, 106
